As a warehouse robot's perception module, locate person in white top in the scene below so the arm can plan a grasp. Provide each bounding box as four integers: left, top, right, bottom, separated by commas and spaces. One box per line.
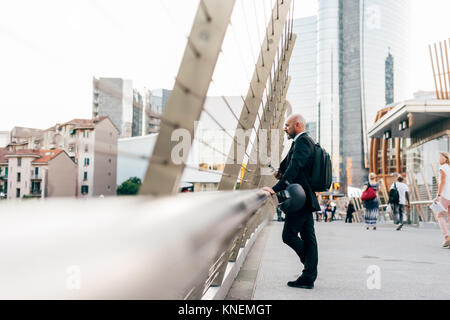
390, 176, 410, 231
434, 152, 450, 248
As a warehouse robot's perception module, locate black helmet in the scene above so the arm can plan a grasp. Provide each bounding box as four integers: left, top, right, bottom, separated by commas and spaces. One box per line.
277, 184, 306, 214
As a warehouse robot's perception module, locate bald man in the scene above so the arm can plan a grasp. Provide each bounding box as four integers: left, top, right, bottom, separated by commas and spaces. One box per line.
263, 114, 320, 289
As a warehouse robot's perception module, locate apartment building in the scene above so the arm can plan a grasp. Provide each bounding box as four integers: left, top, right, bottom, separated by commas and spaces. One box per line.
4, 149, 76, 200
41, 117, 119, 197
4, 117, 119, 198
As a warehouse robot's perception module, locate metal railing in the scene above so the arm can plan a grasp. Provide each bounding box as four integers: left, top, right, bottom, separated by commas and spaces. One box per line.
0, 190, 274, 299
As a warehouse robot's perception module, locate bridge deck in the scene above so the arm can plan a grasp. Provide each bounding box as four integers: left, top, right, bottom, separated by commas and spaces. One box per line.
228, 220, 450, 300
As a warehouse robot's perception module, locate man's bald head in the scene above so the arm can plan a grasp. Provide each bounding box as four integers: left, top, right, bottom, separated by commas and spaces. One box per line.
284, 114, 306, 139
289, 114, 306, 127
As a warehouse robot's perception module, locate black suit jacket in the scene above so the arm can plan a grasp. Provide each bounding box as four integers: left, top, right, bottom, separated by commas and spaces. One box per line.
273, 133, 320, 212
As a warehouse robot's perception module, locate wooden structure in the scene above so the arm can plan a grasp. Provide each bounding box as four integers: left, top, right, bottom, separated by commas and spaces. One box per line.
429, 39, 450, 100
369, 107, 407, 191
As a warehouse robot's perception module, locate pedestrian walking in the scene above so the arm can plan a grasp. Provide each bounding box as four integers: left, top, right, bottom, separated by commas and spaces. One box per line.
361, 173, 379, 230
331, 202, 337, 222
323, 201, 329, 222
389, 175, 410, 231
346, 200, 355, 223
434, 152, 450, 248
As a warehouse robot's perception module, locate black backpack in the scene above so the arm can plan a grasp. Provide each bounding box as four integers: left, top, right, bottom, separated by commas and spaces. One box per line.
310, 143, 332, 192
388, 183, 400, 205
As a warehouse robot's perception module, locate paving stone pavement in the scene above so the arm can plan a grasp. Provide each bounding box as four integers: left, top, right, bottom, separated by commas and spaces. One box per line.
249, 220, 450, 300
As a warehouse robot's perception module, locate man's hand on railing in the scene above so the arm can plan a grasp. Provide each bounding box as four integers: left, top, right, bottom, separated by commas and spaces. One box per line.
262, 187, 275, 196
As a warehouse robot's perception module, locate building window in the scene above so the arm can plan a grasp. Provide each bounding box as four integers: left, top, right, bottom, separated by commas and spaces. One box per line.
81, 186, 89, 195
31, 182, 41, 194
5, 167, 8, 178
109, 159, 112, 164
17, 157, 22, 167
85, 145, 88, 153
17, 172, 21, 182
84, 172, 88, 181
35, 167, 39, 176
108, 172, 111, 176
83, 130, 90, 139
16, 188, 20, 198
84, 158, 90, 167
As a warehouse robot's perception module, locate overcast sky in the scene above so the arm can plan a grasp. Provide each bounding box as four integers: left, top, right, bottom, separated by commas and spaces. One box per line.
0, 0, 449, 131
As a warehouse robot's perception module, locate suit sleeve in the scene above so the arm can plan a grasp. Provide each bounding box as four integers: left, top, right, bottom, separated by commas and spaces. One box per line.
272, 138, 313, 193
278, 157, 287, 174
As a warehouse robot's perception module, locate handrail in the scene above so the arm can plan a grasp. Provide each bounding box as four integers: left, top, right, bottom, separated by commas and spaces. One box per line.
410, 200, 433, 205
0, 190, 271, 299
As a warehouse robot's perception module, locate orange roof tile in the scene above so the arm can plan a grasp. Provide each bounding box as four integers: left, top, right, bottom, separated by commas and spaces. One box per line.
32, 150, 64, 163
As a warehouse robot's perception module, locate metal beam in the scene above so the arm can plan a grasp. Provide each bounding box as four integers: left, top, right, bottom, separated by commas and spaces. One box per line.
140, 0, 236, 196
240, 34, 296, 190
218, 0, 292, 191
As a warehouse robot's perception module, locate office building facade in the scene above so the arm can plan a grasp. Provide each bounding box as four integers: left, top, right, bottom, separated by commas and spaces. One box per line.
315, 0, 412, 189
287, 16, 318, 141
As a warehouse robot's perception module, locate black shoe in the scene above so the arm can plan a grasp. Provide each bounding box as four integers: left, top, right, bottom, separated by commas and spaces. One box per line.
396, 224, 403, 231
287, 278, 314, 289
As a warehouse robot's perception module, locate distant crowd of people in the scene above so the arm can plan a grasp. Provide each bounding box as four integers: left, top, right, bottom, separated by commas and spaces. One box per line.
315, 201, 336, 222
350, 151, 450, 248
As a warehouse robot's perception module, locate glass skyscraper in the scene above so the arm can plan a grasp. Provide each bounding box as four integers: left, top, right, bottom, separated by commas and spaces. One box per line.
287, 16, 318, 141
316, 0, 412, 189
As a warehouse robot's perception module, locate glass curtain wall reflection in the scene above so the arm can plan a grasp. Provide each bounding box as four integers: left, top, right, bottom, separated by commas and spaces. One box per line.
317, 0, 412, 189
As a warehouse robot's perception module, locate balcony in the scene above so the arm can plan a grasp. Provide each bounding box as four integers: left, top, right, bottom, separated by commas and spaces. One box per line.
30, 173, 42, 181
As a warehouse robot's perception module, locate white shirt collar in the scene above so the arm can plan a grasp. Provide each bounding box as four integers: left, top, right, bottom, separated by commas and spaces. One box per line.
293, 131, 306, 142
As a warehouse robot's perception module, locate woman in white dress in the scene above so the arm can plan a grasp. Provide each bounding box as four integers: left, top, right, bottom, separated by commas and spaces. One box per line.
434, 152, 450, 248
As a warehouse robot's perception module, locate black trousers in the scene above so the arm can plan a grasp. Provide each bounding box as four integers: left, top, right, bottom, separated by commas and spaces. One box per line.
345, 213, 353, 223
282, 208, 318, 283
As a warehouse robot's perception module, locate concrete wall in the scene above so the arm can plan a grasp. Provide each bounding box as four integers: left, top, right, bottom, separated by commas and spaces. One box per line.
47, 153, 76, 197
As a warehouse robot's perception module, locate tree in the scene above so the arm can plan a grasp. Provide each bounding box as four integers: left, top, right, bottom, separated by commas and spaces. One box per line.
117, 177, 142, 195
